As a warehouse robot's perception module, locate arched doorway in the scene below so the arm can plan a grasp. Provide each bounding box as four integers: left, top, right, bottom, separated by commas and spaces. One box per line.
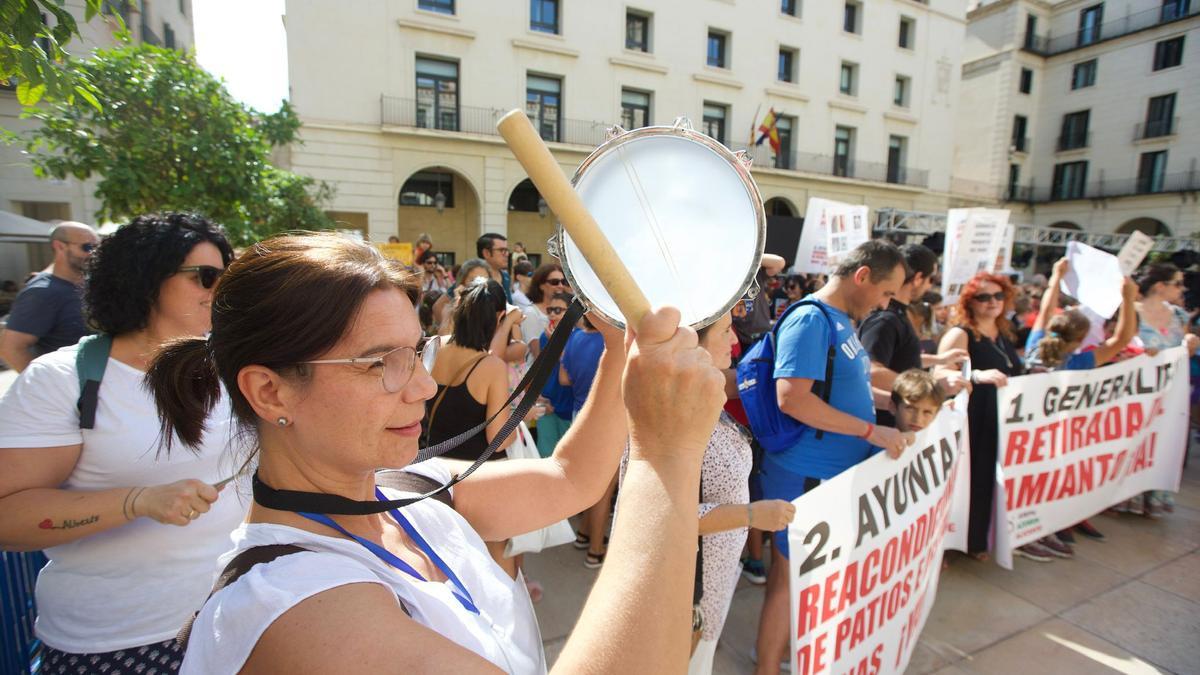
764, 197, 797, 217
397, 167, 481, 267
1116, 217, 1170, 237
506, 178, 554, 267
763, 197, 803, 267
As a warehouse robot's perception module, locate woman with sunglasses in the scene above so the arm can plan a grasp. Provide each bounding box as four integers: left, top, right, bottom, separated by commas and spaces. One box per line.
523, 264, 569, 358
0, 213, 243, 673
934, 272, 1027, 561
147, 232, 724, 673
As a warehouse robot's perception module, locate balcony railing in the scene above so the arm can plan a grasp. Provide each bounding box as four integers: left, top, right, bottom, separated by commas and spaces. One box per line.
730, 143, 930, 188
1134, 117, 1178, 140
1056, 132, 1091, 152
999, 171, 1200, 203
380, 96, 610, 146
1021, 3, 1199, 56
1011, 136, 1030, 153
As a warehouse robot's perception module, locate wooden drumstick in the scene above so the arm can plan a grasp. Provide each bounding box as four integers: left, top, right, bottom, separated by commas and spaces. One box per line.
496, 109, 650, 328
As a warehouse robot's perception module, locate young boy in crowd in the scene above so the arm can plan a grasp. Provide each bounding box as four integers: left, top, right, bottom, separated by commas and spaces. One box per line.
891, 369, 946, 434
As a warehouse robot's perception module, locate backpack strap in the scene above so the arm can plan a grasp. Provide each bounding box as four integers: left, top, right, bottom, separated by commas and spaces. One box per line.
75, 334, 113, 430
176, 544, 308, 650
775, 299, 838, 440
375, 469, 454, 509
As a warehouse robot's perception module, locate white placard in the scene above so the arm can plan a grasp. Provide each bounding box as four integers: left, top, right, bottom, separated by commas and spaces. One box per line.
795, 198, 870, 274
939, 208, 1011, 303
1062, 241, 1124, 319
1116, 230, 1155, 276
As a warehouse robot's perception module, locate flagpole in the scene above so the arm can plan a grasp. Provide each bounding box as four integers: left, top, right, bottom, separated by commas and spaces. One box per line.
749, 103, 762, 148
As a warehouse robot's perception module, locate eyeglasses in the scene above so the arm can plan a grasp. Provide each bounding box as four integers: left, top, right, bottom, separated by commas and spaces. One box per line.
303, 338, 431, 393
971, 292, 1006, 303
62, 241, 96, 253
178, 265, 224, 289
546, 278, 566, 286
546, 306, 566, 315
491, 247, 510, 255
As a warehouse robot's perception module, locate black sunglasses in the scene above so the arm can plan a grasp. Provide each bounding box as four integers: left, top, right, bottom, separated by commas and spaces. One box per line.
546, 306, 566, 315
546, 278, 566, 286
972, 291, 1006, 303
65, 241, 96, 253
178, 265, 224, 289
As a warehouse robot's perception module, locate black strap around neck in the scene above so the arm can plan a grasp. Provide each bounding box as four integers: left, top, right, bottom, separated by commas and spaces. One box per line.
252, 300, 588, 516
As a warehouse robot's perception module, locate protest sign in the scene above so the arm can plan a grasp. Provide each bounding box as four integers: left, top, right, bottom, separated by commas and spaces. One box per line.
788, 395, 968, 675
795, 198, 870, 274
993, 348, 1189, 569
1062, 241, 1124, 319
376, 242, 415, 266
1116, 230, 1155, 276
992, 222, 1015, 274
940, 208, 1010, 302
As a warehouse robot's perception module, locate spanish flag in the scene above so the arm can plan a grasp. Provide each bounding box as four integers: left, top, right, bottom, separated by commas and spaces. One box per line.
755, 108, 781, 155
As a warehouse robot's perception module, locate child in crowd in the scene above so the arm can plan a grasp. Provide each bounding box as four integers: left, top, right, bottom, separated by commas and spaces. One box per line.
891, 369, 946, 434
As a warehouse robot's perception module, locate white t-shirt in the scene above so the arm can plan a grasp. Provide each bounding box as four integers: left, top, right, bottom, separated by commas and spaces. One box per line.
519, 305, 550, 347
180, 460, 545, 675
0, 344, 248, 653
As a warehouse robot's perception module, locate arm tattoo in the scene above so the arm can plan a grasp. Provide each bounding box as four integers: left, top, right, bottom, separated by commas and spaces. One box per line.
38, 515, 100, 530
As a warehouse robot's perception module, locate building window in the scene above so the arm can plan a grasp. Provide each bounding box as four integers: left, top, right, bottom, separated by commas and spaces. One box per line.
1057, 110, 1090, 151
415, 56, 459, 131
707, 30, 728, 68
1051, 161, 1088, 200
620, 88, 651, 129
778, 48, 797, 83
1144, 93, 1177, 137
179, 0, 186, 16
1019, 67, 1033, 94
1153, 36, 1185, 70
417, 0, 454, 15
526, 74, 562, 142
839, 61, 858, 95
781, 0, 798, 17
833, 126, 854, 177
887, 135, 907, 184
1137, 151, 1168, 193
844, 1, 861, 34
893, 75, 910, 107
775, 115, 794, 169
1023, 13, 1038, 49
1012, 115, 1028, 152
1007, 163, 1021, 200
898, 17, 915, 49
1071, 59, 1097, 89
626, 11, 650, 52
162, 22, 175, 49
530, 0, 559, 34
702, 102, 727, 144
1077, 4, 1103, 47
1162, 0, 1191, 21
400, 171, 455, 208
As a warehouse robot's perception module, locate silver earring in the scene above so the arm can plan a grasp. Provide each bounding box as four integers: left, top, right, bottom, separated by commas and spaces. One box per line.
277, 417, 289, 427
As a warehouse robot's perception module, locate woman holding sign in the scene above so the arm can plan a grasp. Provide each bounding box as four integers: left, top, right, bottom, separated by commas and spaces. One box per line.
150, 233, 726, 674
936, 273, 1026, 560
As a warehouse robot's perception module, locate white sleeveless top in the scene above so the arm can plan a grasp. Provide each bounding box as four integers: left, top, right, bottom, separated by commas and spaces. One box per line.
179, 461, 545, 674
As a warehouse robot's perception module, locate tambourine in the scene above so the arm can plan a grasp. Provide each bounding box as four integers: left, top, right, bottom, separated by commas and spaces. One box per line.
553, 120, 766, 329
497, 113, 765, 331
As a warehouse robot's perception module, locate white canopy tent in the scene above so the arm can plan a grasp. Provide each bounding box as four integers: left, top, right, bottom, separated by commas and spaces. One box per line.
0, 211, 53, 283
0, 210, 53, 243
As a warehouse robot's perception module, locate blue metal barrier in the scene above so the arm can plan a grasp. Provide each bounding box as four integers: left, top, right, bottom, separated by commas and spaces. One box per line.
2, 551, 45, 675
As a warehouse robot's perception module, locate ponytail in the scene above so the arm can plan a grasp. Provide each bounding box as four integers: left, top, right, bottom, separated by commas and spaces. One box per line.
1037, 310, 1091, 369
145, 336, 222, 452
1036, 334, 1071, 369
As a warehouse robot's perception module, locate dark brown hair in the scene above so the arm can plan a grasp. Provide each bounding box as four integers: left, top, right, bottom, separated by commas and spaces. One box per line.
1037, 309, 1091, 368
146, 232, 419, 451
528, 263, 564, 304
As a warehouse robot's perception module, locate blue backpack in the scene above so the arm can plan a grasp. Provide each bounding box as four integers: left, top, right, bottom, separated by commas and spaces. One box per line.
735, 299, 837, 454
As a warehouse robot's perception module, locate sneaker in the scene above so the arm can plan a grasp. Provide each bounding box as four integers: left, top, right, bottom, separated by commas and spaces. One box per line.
1127, 495, 1146, 516
1039, 535, 1074, 559
749, 647, 791, 673
1146, 501, 1164, 519
1075, 520, 1106, 541
1056, 529, 1076, 545
741, 559, 767, 585
1014, 543, 1056, 562
583, 552, 605, 570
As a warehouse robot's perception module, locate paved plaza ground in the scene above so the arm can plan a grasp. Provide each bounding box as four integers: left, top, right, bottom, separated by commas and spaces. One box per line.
526, 440, 1200, 674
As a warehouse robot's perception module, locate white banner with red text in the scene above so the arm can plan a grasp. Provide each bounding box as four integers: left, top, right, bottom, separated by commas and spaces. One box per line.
787, 394, 969, 675
994, 348, 1189, 568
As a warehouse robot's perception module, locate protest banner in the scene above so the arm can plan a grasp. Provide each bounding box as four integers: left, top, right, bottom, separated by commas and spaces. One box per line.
795, 198, 870, 274
376, 242, 415, 266
940, 208, 1010, 303
993, 348, 1189, 569
992, 222, 1015, 274
1062, 241, 1124, 319
788, 394, 968, 675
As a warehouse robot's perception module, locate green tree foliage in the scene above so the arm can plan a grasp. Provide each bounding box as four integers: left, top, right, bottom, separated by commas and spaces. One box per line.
0, 0, 105, 108
20, 43, 333, 244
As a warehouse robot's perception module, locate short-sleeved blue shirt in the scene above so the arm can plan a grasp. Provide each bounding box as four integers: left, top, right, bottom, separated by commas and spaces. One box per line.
4, 272, 89, 357
1025, 328, 1096, 371
539, 332, 574, 421
561, 329, 605, 417
773, 300, 876, 479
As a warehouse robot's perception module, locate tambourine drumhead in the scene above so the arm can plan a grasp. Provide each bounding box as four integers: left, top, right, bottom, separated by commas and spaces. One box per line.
555, 123, 766, 330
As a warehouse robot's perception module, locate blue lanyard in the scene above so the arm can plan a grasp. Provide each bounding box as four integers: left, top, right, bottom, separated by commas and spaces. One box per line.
299, 488, 479, 615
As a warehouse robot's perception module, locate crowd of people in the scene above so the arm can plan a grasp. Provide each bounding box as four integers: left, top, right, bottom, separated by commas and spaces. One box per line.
0, 215, 1198, 675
